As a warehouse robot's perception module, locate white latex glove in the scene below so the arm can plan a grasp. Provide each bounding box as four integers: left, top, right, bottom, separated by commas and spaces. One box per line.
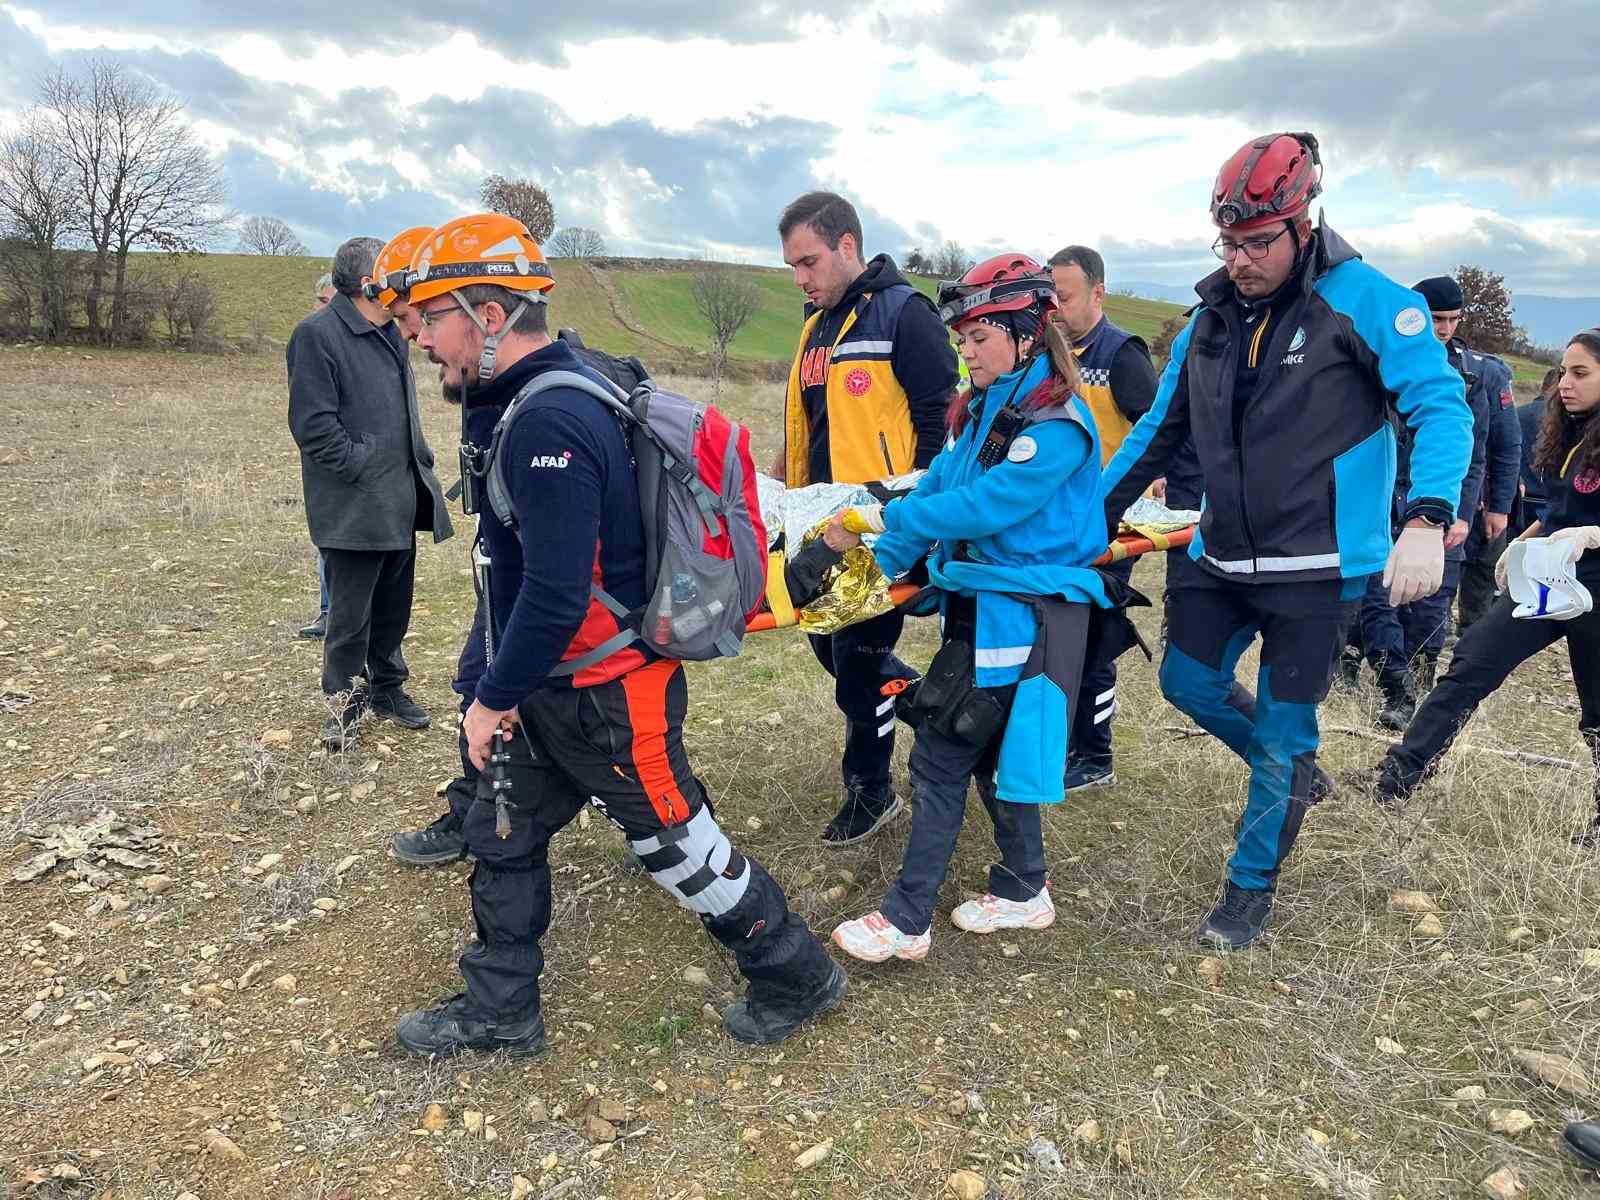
1494, 542, 1512, 593
1548, 525, 1600, 562
1383, 524, 1445, 607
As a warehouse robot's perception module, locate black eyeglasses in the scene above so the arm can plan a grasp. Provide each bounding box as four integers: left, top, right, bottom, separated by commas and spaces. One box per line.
1212, 227, 1291, 262
417, 305, 471, 329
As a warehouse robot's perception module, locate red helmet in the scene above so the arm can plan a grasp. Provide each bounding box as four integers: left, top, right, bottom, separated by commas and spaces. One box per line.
937, 253, 1057, 328
1211, 132, 1322, 231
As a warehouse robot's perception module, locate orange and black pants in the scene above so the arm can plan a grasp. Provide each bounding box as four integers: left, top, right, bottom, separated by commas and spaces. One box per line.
459, 660, 834, 1021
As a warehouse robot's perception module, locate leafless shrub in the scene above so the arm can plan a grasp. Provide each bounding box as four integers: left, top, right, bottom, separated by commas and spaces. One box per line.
159, 268, 221, 351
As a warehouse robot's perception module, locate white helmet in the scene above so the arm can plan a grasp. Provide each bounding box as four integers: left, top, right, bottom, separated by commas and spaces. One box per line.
1504, 537, 1594, 621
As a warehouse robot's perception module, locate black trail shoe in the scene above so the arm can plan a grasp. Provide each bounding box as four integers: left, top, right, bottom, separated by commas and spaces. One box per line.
1196, 881, 1274, 950
821, 790, 903, 848
320, 696, 366, 751
396, 994, 546, 1059
1334, 649, 1362, 694
1564, 1119, 1600, 1170
391, 812, 467, 865
1064, 758, 1117, 793
1376, 672, 1417, 732
722, 959, 848, 1045
370, 688, 431, 730
297, 611, 327, 639
1308, 766, 1335, 805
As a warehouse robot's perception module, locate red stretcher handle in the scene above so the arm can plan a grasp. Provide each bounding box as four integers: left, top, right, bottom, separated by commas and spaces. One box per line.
745, 525, 1194, 634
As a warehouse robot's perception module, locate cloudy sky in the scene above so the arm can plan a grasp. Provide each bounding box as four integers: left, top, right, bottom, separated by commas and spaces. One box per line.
3, 1, 1597, 298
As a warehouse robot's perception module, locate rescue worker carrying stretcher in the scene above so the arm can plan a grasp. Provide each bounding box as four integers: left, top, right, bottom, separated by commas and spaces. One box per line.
818, 254, 1118, 963
1099, 132, 1473, 950
777, 191, 960, 848
389, 214, 844, 1056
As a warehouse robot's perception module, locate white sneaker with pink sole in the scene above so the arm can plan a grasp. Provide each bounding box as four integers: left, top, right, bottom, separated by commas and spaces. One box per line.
950, 887, 1055, 934
831, 911, 931, 963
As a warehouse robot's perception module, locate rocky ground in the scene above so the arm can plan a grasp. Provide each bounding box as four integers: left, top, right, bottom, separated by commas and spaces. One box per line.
2, 345, 1599, 1199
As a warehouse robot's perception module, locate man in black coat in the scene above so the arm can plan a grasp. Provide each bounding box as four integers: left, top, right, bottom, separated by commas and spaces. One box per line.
287, 235, 453, 747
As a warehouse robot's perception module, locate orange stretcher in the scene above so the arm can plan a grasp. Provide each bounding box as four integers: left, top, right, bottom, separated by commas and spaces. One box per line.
745, 524, 1194, 634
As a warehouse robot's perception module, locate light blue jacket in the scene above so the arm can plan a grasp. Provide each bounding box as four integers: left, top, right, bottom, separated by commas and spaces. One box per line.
872, 354, 1110, 803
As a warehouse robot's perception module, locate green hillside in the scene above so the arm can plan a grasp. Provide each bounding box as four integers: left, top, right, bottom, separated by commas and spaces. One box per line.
144, 252, 1180, 368
135, 251, 1547, 389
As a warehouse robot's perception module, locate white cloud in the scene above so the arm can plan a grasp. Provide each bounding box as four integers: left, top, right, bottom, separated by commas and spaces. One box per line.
1, 2, 1593, 293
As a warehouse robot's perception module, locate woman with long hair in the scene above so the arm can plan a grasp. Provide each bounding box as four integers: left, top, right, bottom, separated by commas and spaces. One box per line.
821, 254, 1113, 963
1373, 329, 1600, 833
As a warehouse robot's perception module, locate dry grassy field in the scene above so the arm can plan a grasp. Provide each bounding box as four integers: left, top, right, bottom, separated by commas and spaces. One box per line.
1, 342, 1598, 1200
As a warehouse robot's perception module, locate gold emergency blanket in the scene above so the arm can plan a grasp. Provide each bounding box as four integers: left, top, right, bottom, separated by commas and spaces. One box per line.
793, 516, 896, 635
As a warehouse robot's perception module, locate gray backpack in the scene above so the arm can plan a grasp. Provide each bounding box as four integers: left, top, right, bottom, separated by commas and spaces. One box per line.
484, 369, 768, 675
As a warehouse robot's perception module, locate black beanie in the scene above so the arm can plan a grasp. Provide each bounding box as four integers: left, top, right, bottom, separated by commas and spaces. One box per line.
1412, 275, 1464, 313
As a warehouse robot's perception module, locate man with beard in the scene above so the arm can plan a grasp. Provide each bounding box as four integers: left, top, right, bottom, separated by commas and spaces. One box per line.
391, 213, 844, 1055
1099, 132, 1471, 948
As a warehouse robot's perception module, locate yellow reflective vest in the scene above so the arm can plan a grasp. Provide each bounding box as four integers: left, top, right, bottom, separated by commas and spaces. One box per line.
1072, 316, 1148, 466
784, 285, 920, 487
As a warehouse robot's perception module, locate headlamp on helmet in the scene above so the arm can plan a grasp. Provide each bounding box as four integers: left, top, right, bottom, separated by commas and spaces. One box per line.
364, 225, 435, 308
937, 254, 1057, 329
1211, 131, 1323, 232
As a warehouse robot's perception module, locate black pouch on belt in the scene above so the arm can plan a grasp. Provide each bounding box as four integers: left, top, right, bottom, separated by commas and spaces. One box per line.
897, 594, 1005, 746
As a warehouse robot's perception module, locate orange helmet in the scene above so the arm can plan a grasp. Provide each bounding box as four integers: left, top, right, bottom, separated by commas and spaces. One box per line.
404, 212, 554, 306
363, 225, 434, 308
406, 213, 557, 382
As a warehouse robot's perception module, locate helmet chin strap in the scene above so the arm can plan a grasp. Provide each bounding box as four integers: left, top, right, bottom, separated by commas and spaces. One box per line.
453, 292, 539, 382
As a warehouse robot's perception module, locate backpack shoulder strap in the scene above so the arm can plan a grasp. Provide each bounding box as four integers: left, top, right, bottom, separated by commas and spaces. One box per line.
485, 369, 644, 533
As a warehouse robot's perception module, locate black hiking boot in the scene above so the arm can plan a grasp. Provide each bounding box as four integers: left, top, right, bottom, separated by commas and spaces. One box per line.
320, 694, 367, 751
1333, 647, 1362, 694
1376, 672, 1417, 732
395, 993, 546, 1059
1064, 757, 1116, 793
721, 959, 849, 1046
297, 611, 327, 639
391, 812, 467, 866
1308, 765, 1335, 805
370, 688, 431, 730
1196, 881, 1274, 950
821, 789, 903, 848
1576, 733, 1600, 848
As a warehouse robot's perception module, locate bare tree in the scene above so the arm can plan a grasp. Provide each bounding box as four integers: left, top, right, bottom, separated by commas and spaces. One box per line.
0, 111, 78, 339
42, 60, 230, 343
546, 227, 606, 259
237, 215, 307, 256
479, 174, 556, 243
690, 264, 761, 396
932, 240, 972, 279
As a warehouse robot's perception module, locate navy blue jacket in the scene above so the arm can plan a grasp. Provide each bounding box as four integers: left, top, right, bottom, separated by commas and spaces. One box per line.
471, 341, 650, 709
1102, 223, 1473, 583
1392, 341, 1488, 562
1468, 345, 1522, 516
1517, 400, 1548, 517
